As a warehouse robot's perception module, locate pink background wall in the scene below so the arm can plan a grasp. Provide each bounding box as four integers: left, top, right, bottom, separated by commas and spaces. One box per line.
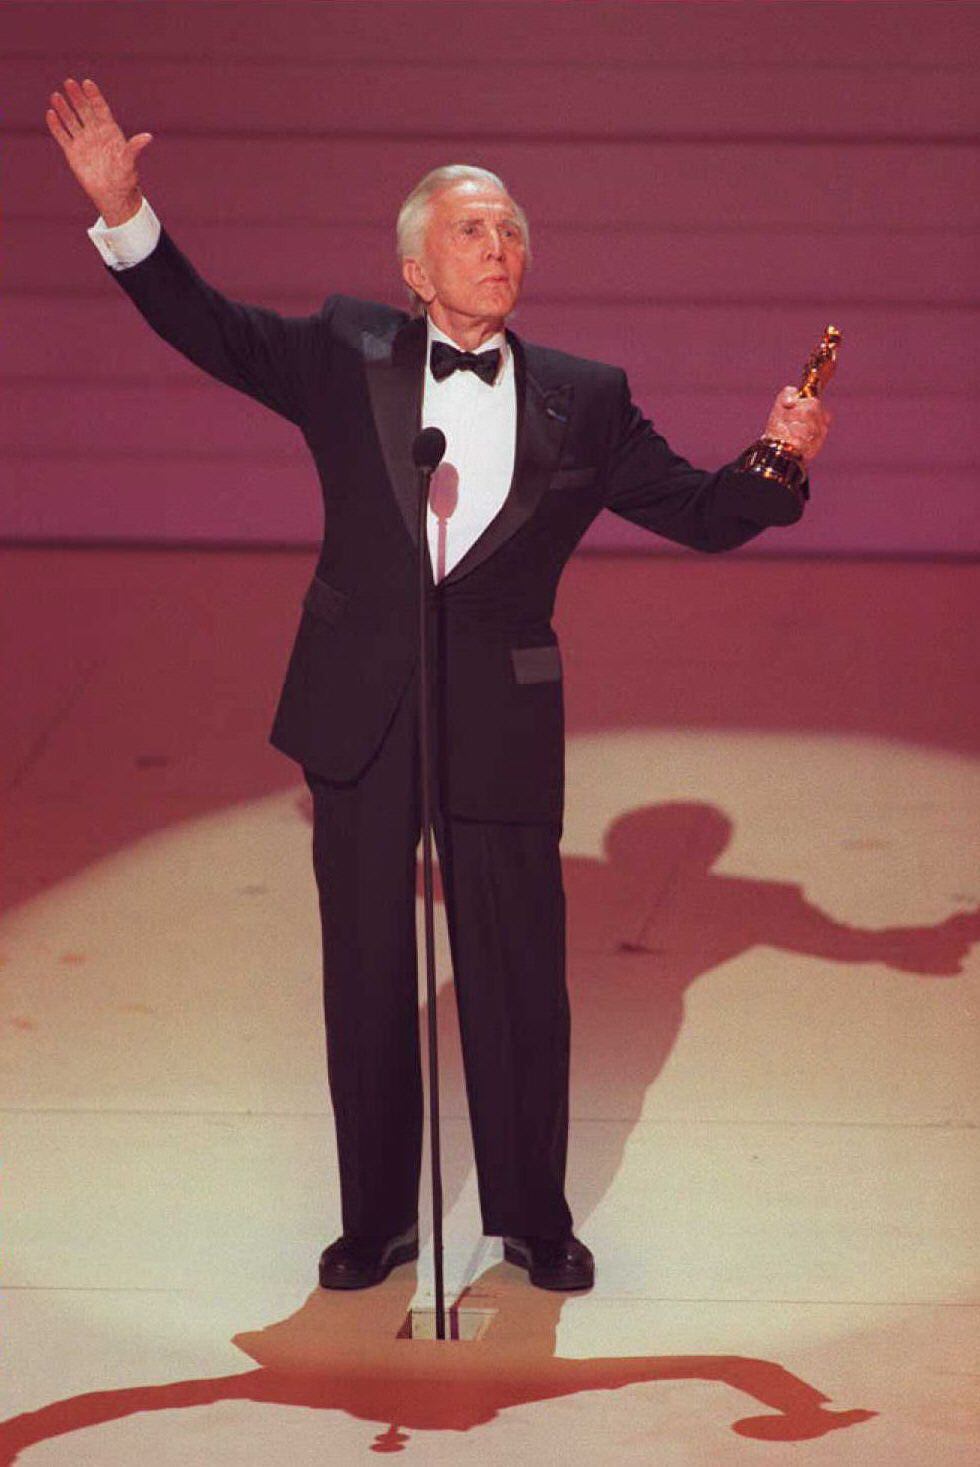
3, 1, 977, 552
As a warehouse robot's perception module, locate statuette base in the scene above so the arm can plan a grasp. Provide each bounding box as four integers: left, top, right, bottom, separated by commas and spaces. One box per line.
736, 437, 808, 504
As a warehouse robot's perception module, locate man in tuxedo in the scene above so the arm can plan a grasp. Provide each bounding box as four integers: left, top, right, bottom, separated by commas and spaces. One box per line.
47, 78, 830, 1293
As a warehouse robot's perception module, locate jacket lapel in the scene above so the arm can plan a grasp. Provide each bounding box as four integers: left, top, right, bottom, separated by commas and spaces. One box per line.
441, 334, 572, 586
363, 313, 427, 546
363, 320, 572, 578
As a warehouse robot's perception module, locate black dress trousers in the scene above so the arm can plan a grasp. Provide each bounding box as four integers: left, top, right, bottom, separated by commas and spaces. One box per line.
304, 673, 573, 1241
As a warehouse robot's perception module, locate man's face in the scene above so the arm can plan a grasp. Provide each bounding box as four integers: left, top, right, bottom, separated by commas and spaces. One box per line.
402, 181, 527, 330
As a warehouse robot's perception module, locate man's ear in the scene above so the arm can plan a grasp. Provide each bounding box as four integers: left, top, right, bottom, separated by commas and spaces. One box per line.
402, 256, 434, 305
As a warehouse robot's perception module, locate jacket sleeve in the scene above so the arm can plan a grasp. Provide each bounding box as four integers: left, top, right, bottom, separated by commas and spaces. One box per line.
100, 225, 327, 427
602, 370, 805, 553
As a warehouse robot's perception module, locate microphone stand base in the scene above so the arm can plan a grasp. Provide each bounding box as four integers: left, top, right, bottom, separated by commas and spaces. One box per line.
398, 1306, 498, 1342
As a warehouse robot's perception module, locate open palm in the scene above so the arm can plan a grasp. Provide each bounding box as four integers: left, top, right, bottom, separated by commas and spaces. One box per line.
45, 77, 152, 222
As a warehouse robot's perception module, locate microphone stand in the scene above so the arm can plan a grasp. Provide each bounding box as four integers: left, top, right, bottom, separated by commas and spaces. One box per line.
415, 439, 446, 1341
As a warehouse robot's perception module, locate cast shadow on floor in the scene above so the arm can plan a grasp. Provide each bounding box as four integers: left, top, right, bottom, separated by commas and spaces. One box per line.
427, 800, 978, 1226
0, 1263, 876, 1459
5, 800, 975, 1459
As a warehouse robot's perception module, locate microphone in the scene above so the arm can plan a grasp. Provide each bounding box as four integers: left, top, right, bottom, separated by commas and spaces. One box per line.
412, 427, 446, 473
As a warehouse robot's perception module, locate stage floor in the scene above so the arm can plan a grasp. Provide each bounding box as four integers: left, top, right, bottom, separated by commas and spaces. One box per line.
2, 548, 978, 1464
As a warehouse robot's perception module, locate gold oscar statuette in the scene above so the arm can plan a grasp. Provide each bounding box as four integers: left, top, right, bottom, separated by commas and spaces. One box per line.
736, 324, 843, 504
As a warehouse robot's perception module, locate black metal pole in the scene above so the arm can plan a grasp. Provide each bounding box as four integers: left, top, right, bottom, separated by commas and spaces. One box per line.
415, 443, 446, 1341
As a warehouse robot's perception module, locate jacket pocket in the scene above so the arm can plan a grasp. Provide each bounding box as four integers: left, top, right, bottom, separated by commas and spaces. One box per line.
511, 644, 563, 685
302, 574, 349, 626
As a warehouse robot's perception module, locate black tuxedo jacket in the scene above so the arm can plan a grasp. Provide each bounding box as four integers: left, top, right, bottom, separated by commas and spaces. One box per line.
106, 229, 805, 822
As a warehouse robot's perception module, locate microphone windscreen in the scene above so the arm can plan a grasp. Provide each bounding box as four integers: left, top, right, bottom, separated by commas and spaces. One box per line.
412, 427, 447, 471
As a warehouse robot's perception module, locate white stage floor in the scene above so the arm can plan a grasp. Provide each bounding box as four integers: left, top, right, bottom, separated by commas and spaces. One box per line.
2, 549, 977, 1463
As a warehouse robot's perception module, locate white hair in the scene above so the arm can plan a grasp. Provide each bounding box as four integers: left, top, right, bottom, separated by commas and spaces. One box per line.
396, 164, 530, 313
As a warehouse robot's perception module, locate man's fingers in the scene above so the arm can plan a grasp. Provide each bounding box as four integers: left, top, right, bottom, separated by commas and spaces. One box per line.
800, 402, 829, 434
80, 77, 113, 121
50, 89, 81, 136
45, 107, 72, 149
63, 76, 94, 123
63, 77, 94, 124
764, 385, 831, 462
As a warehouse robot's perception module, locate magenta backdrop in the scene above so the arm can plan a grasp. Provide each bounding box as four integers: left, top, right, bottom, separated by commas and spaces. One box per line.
3, 2, 978, 552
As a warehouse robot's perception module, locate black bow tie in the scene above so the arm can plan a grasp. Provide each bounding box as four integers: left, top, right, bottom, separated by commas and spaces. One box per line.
430, 340, 501, 386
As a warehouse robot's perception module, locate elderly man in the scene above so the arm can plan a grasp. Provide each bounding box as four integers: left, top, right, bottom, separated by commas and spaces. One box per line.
47, 78, 829, 1293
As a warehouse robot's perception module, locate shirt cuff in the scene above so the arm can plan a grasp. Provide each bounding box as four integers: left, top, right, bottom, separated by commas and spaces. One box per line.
87, 196, 162, 270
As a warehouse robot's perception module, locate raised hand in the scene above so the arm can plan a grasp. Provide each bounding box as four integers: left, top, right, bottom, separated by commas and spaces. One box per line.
45, 77, 152, 226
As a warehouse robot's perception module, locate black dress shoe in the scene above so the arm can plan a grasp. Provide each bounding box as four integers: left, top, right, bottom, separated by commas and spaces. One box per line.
503, 1233, 595, 1291
318, 1223, 419, 1290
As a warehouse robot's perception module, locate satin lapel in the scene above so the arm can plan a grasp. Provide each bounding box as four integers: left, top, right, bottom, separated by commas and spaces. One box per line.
363, 314, 427, 546
442, 335, 572, 586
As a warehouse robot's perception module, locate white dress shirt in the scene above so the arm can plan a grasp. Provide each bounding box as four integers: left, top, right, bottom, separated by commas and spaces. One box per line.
88, 198, 518, 576
421, 319, 515, 580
